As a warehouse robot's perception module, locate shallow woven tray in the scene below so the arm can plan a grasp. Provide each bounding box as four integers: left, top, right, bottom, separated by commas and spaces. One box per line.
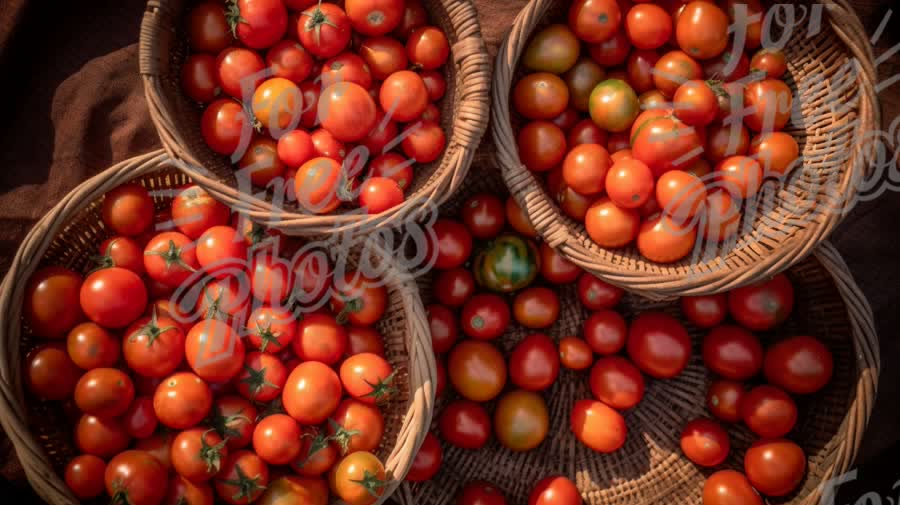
0, 149, 436, 505
394, 167, 879, 505
140, 0, 490, 236
492, 0, 880, 298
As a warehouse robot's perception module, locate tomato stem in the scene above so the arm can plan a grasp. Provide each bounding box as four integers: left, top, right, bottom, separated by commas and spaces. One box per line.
351, 469, 387, 498
218, 463, 266, 503
300, 2, 339, 48
327, 418, 361, 455
239, 364, 278, 399
199, 429, 228, 474
251, 321, 282, 353
363, 371, 398, 404
144, 239, 197, 273
224, 0, 247, 38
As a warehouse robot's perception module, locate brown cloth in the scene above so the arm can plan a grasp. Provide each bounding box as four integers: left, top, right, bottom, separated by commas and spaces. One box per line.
0, 0, 899, 498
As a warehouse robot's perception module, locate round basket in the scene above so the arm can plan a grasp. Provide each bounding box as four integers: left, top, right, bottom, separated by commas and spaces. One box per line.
491, 0, 880, 298
139, 0, 490, 236
0, 149, 436, 504
394, 168, 879, 505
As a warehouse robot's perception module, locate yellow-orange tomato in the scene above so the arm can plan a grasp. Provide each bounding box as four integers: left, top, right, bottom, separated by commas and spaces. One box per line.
743, 79, 793, 132
494, 390, 549, 452
656, 170, 707, 220
637, 213, 698, 263
257, 476, 328, 505
715, 155, 763, 199
749, 132, 799, 177
513, 72, 570, 120
294, 157, 344, 214
252, 77, 303, 133
570, 399, 626, 453
238, 137, 285, 188
703, 188, 741, 242
589, 79, 640, 133
585, 197, 641, 248
329, 452, 385, 505
605, 158, 654, 209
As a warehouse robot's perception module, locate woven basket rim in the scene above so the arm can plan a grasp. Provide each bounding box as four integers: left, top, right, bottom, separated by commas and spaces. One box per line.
139, 0, 491, 237
490, 0, 882, 299
0, 149, 436, 505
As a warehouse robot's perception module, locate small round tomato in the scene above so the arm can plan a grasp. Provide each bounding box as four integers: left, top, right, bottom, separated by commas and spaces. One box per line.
407, 25, 450, 69
406, 432, 442, 482
744, 439, 806, 497
266, 40, 314, 84
188, 2, 233, 53
105, 450, 168, 505
625, 3, 672, 50
201, 98, 250, 155
229, 0, 287, 49
494, 390, 549, 452
506, 196, 538, 238
96, 236, 145, 275
568, 0, 622, 43
605, 158, 654, 209
185, 319, 246, 382
589, 356, 645, 410
75, 415, 131, 458
518, 120, 567, 172
66, 454, 107, 499
143, 231, 200, 288
171, 185, 230, 240
715, 155, 763, 199
433, 267, 476, 307
461, 293, 511, 340
740, 385, 798, 438
589, 80, 639, 133
25, 343, 82, 400
514, 73, 570, 120
702, 325, 763, 380
570, 399, 627, 453
215, 48, 265, 100
427, 218, 473, 270
331, 270, 387, 326
750, 48, 787, 79
636, 213, 698, 264
653, 51, 702, 98
196, 226, 247, 279
153, 372, 213, 430
428, 304, 459, 354
284, 361, 343, 424
166, 476, 215, 505
209, 395, 258, 451
195, 276, 251, 322
359, 36, 407, 80
727, 273, 794, 331
24, 266, 84, 339
584, 197, 640, 248
673, 80, 717, 127
134, 432, 174, 469
102, 183, 154, 237
577, 273, 623, 310
359, 176, 404, 214
509, 333, 560, 391
379, 69, 428, 122
681, 294, 727, 328
583, 309, 627, 355
238, 136, 286, 188
749, 131, 799, 177
538, 243, 579, 284
252, 414, 302, 465
319, 81, 377, 142
297, 3, 351, 58
74, 367, 134, 418
250, 253, 291, 306
439, 400, 491, 449
632, 115, 703, 178
330, 451, 386, 505
367, 153, 413, 190
763, 336, 833, 395
66, 322, 119, 370
360, 108, 400, 158
529, 476, 580, 505
236, 352, 288, 402
588, 29, 630, 66
656, 170, 707, 220
448, 340, 507, 402
291, 312, 347, 365
461, 193, 506, 240
328, 398, 385, 454
339, 352, 395, 405
680, 418, 730, 467
277, 129, 314, 169
562, 143, 611, 196
294, 157, 344, 214
523, 24, 580, 74
706, 379, 745, 423
675, 1, 728, 59
345, 0, 403, 35
122, 396, 158, 439
290, 250, 334, 306
123, 313, 185, 378
320, 51, 373, 89
513, 288, 560, 330
172, 428, 229, 482
568, 119, 607, 147
401, 120, 446, 163
703, 470, 763, 505
706, 122, 750, 163
215, 451, 270, 505
292, 427, 339, 477
743, 79, 793, 132
247, 306, 296, 354
181, 54, 220, 103
625, 49, 660, 93
627, 312, 691, 379
559, 336, 594, 371
703, 48, 750, 83
459, 482, 507, 505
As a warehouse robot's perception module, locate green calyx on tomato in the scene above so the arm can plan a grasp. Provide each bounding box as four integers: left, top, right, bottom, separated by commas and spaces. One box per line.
351, 469, 388, 498
199, 429, 228, 474
224, 2, 245, 39
91, 238, 123, 272
218, 463, 266, 503
362, 371, 398, 404
208, 405, 252, 441
251, 321, 282, 353
474, 234, 539, 293
202, 286, 231, 321
327, 418, 362, 455
301, 4, 338, 47
130, 308, 177, 347
144, 239, 198, 272
335, 296, 364, 325
255, 397, 285, 421
239, 364, 278, 400
295, 431, 330, 468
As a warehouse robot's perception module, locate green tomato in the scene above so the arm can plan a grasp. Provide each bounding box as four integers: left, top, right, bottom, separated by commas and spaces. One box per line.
589, 79, 640, 133
474, 235, 540, 293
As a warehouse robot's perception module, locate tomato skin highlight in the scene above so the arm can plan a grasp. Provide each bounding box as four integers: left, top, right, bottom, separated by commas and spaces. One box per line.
763, 335, 834, 395
528, 476, 581, 505
626, 312, 691, 379
439, 400, 491, 450
589, 356, 645, 410
702, 325, 763, 381
448, 340, 507, 402
570, 399, 627, 453
740, 385, 798, 439
744, 439, 806, 497
680, 418, 730, 467
509, 333, 561, 391
703, 470, 763, 505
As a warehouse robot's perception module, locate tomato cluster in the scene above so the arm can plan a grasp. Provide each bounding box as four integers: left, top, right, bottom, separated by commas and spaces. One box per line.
23, 182, 402, 505
513, 0, 799, 263
183, 0, 450, 215
679, 276, 834, 503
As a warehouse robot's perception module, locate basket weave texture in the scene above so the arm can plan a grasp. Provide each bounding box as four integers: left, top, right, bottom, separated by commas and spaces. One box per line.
395, 168, 879, 505
140, 0, 491, 236
491, 0, 881, 298
0, 149, 436, 505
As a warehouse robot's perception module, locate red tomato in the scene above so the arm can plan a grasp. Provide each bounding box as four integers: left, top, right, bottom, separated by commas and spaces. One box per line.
461, 293, 511, 340
105, 450, 168, 505
509, 333, 560, 391
143, 231, 200, 288
327, 398, 385, 454
97, 236, 145, 275
238, 136, 287, 187
703, 470, 763, 505
75, 415, 131, 458
339, 352, 395, 405
359, 177, 404, 214
329, 451, 386, 505
439, 400, 491, 449
681, 294, 727, 328
562, 143, 611, 196
230, 0, 287, 49
290, 249, 334, 306
123, 397, 158, 440
513, 288, 560, 329
568, 0, 622, 43
656, 170, 707, 220
743, 79, 793, 132
428, 304, 459, 354
570, 399, 627, 453
584, 197, 640, 248
589, 356, 645, 410
462, 193, 506, 240
529, 476, 581, 505
345, 0, 403, 35
266, 40, 313, 84
407, 26, 450, 69
406, 432, 442, 482
626, 312, 691, 379
744, 439, 806, 497
421, 70, 447, 101
702, 325, 763, 380
276, 129, 314, 168
740, 385, 798, 438
153, 372, 213, 430
252, 414, 302, 465
294, 313, 347, 365
401, 120, 446, 163
514, 72, 569, 120
428, 219, 473, 269
188, 2, 233, 54
165, 476, 215, 505
24, 266, 84, 339
675, 1, 728, 59
673, 80, 717, 127
185, 319, 246, 383
292, 427, 339, 477
123, 313, 185, 378
361, 108, 400, 157
209, 395, 258, 450
680, 418, 730, 467
583, 309, 627, 355
559, 336, 594, 371
319, 81, 377, 142
321, 52, 373, 89
201, 98, 250, 156
330, 270, 387, 326
283, 361, 343, 424
433, 267, 476, 307
715, 155, 763, 199
367, 153, 413, 190
506, 196, 538, 238
172, 428, 229, 482
518, 120, 567, 172
66, 322, 120, 370
605, 158, 654, 209
196, 276, 251, 322
577, 273, 623, 310
25, 343, 82, 401
249, 252, 291, 305
181, 54, 221, 103
171, 185, 231, 240
66, 454, 107, 500
625, 4, 672, 50
102, 183, 155, 237
631, 115, 703, 177
763, 336, 833, 395
568, 119, 608, 147
359, 36, 408, 80
636, 213, 698, 264
247, 306, 296, 354
653, 50, 703, 98
749, 131, 799, 177
625, 49, 661, 93
294, 157, 343, 214
380, 70, 428, 122
703, 48, 750, 83
215, 48, 265, 100
236, 352, 287, 402
214, 451, 270, 505
458, 482, 507, 505
538, 243, 580, 284
588, 29, 631, 66
705, 122, 750, 163
448, 340, 507, 402
750, 48, 787, 79
706, 379, 745, 423
134, 432, 174, 469
74, 367, 134, 418
727, 273, 794, 331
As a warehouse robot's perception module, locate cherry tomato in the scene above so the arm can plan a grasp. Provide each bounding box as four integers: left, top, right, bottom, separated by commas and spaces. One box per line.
702, 325, 763, 380
605, 158, 654, 209
327, 398, 385, 454
379, 69, 428, 122
105, 450, 168, 505
200, 98, 250, 156
656, 170, 707, 220
461, 193, 506, 239
195, 276, 251, 322
631, 114, 703, 177
576, 273, 623, 311
458, 482, 507, 505
625, 49, 660, 93
427, 218, 473, 269
407, 25, 450, 70
706, 379, 745, 423
743, 439, 806, 497
428, 304, 459, 354
715, 155, 763, 199
294, 156, 344, 214
589, 356, 645, 410
250, 414, 302, 466
506, 196, 538, 238
73, 367, 134, 418
64, 322, 119, 371
706, 122, 750, 163
559, 337, 594, 371
344, 0, 404, 35
75, 414, 131, 457
229, 0, 287, 49
123, 396, 158, 439
749, 131, 799, 177
552, 174, 595, 221
448, 340, 507, 402
567, 119, 607, 147
235, 352, 287, 402
394, 0, 427, 38
171, 185, 231, 240
401, 120, 446, 163
562, 143, 611, 196
675, 1, 728, 59
509, 333, 560, 391
65, 454, 107, 500
359, 36, 407, 80
570, 399, 627, 453
653, 51, 702, 98
743, 79, 793, 132
360, 108, 400, 157
589, 80, 639, 133
25, 343, 82, 400
188, 2, 233, 53
763, 336, 833, 395
134, 432, 174, 469
277, 130, 314, 171
523, 24, 580, 74
331, 270, 387, 326
588, 29, 630, 66
673, 80, 717, 127
319, 82, 377, 142
143, 231, 200, 289
266, 40, 313, 84
514, 73, 569, 121
338, 352, 394, 406
740, 385, 798, 438
537, 243, 579, 284
96, 236, 145, 275
215, 451, 270, 505
406, 432, 442, 482
297, 2, 352, 57
750, 48, 787, 79
681, 294, 727, 328
245, 306, 294, 354
513, 288, 560, 330
518, 120, 567, 172
321, 51, 373, 89
582, 309, 625, 355
680, 418, 730, 467
568, 0, 622, 43
283, 361, 343, 424
359, 177, 404, 214
529, 476, 581, 505
584, 197, 640, 248
329, 451, 386, 505
462, 293, 511, 340
627, 312, 691, 379
181, 54, 221, 103
215, 48, 265, 100
290, 249, 334, 306
185, 319, 246, 382
153, 372, 213, 430
703, 470, 763, 505
703, 48, 750, 83
123, 313, 186, 378
439, 400, 491, 449
209, 395, 258, 451
166, 476, 215, 505
727, 273, 794, 331
292, 427, 339, 477
625, 3, 672, 50
100, 183, 154, 237
434, 268, 476, 307
24, 266, 84, 339
367, 153, 413, 190
494, 390, 549, 452
300, 84, 324, 130
636, 213, 698, 264
172, 428, 229, 482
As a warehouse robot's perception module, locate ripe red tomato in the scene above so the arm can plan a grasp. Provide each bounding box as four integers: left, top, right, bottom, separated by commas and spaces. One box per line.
743, 79, 793, 132
153, 372, 213, 430
361, 108, 400, 158
576, 273, 623, 310
185, 319, 246, 383
433, 267, 476, 307
605, 158, 654, 209
518, 120, 567, 172
636, 213, 698, 264
66, 322, 119, 370
458, 481, 507, 505
292, 313, 347, 365
632, 115, 703, 177
407, 26, 450, 69
401, 120, 446, 163
537, 243, 579, 284
318, 81, 377, 142
656, 170, 707, 220
294, 155, 345, 214
181, 54, 221, 103
252, 414, 302, 465
105, 450, 168, 505
249, 252, 291, 305
702, 325, 763, 380
24, 266, 84, 339
290, 250, 333, 306
236, 352, 287, 402
588, 29, 630, 66
97, 236, 145, 275
565, 121, 604, 148
123, 313, 185, 378
327, 399, 385, 454
143, 231, 200, 288
740, 385, 798, 438
276, 130, 314, 169
74, 367, 134, 418
101, 183, 154, 237
188, 2, 233, 54
763, 336, 833, 395
439, 400, 491, 449
589, 356, 645, 410
513, 288, 560, 329
703, 470, 763, 505
624, 49, 660, 93
715, 155, 763, 199
331, 270, 387, 326
448, 340, 507, 402
584, 197, 640, 248
727, 273, 794, 330
673, 80, 718, 127
320, 51, 373, 90
196, 276, 251, 322
65, 454, 107, 500
509, 333, 560, 391
238, 136, 287, 188
494, 390, 549, 452
359, 177, 404, 214
706, 379, 745, 423
559, 337, 594, 371
513, 72, 569, 120
134, 432, 174, 469
704, 49, 750, 83
653, 50, 703, 98
568, 0, 622, 43
172, 428, 229, 482
166, 476, 215, 505
462, 193, 506, 239
246, 306, 295, 354
25, 343, 81, 400
749, 131, 799, 177
230, 0, 287, 49
627, 312, 691, 379
743, 439, 806, 497
200, 99, 249, 156
675, 1, 728, 59
625, 4, 672, 50
427, 218, 473, 269
706, 122, 750, 163
462, 293, 511, 340
266, 40, 314, 84
681, 294, 727, 328
75, 414, 131, 458
367, 153, 413, 190
379, 69, 427, 122
570, 399, 627, 453
283, 361, 343, 424
215, 48, 265, 100
562, 143, 611, 196
359, 36, 407, 80
339, 352, 395, 405
506, 196, 538, 238
330, 451, 386, 505
215, 451, 270, 505
345, 0, 404, 36
209, 395, 258, 451
428, 304, 459, 354
406, 432, 443, 482
583, 309, 627, 355
171, 185, 231, 240
529, 476, 581, 505
680, 418, 730, 467
122, 396, 158, 439
292, 427, 339, 477
750, 48, 787, 79
421, 70, 447, 101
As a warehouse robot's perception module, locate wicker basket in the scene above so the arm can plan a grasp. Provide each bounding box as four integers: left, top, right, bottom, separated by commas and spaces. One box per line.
491, 0, 880, 298
0, 149, 436, 505
139, 0, 490, 236
394, 166, 879, 505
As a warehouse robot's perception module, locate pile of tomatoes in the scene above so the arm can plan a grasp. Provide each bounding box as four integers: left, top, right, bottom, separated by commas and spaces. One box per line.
511, 0, 799, 263
402, 190, 832, 504
183, 0, 450, 215
23, 181, 404, 505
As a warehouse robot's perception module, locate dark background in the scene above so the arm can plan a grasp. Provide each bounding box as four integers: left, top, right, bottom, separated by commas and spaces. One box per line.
1, 0, 898, 502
